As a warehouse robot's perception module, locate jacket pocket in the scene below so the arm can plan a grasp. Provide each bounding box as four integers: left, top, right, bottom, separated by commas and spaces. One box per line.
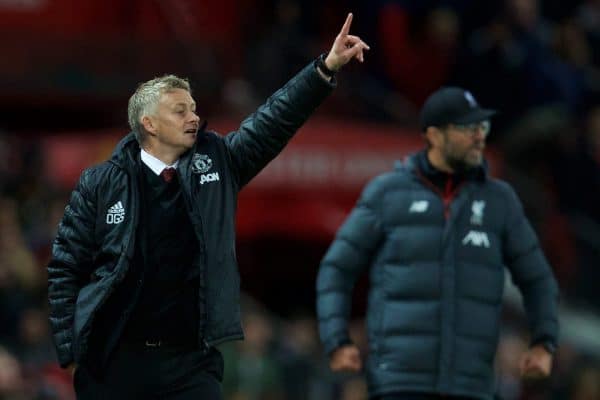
72, 282, 101, 357
372, 335, 440, 373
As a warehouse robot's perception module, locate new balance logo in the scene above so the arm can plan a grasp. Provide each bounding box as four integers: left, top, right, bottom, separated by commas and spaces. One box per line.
462, 230, 490, 248
200, 172, 220, 185
106, 201, 125, 224
470, 200, 485, 225
409, 200, 429, 213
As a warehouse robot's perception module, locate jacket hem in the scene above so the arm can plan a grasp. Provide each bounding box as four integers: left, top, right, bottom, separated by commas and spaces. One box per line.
206, 333, 244, 347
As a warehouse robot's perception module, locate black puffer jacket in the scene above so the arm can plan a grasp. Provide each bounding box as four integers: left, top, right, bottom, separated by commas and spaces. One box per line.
48, 61, 335, 368
316, 152, 559, 399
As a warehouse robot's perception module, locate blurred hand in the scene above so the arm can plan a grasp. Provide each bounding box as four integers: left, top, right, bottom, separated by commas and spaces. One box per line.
330, 344, 362, 372
519, 345, 553, 380
67, 363, 78, 378
324, 13, 370, 71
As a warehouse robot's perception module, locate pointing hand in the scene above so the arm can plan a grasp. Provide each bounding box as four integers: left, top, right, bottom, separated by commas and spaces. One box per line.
324, 13, 370, 72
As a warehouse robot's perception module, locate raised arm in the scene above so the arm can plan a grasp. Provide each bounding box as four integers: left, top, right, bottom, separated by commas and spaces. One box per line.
225, 13, 369, 187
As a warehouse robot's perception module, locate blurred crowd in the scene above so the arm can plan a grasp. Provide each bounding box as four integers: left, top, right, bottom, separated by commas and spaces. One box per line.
1, 0, 600, 399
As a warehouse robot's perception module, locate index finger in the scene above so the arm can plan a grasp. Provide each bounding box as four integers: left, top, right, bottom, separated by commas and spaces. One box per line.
339, 12, 353, 36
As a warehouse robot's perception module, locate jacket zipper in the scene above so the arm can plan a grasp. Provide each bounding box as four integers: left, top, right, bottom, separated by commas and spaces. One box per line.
415, 169, 463, 385
177, 168, 209, 348
442, 175, 454, 219
416, 170, 464, 219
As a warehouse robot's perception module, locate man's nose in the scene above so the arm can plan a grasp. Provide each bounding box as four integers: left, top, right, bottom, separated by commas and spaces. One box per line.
472, 127, 486, 140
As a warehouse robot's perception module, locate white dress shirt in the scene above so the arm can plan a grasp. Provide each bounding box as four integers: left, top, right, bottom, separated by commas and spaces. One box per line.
140, 149, 179, 176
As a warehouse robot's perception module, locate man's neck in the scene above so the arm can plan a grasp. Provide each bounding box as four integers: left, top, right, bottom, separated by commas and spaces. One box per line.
141, 144, 182, 166
426, 149, 454, 174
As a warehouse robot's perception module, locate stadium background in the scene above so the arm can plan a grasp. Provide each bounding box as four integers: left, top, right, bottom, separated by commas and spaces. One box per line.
0, 0, 599, 398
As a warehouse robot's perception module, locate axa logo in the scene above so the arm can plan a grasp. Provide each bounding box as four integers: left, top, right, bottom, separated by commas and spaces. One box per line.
409, 200, 429, 213
200, 172, 220, 185
462, 230, 490, 248
106, 201, 125, 224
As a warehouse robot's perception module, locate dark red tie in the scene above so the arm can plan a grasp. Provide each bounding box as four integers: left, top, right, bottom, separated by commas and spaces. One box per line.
160, 167, 176, 183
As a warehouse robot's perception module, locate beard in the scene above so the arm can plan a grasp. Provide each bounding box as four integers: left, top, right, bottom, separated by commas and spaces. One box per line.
444, 147, 483, 174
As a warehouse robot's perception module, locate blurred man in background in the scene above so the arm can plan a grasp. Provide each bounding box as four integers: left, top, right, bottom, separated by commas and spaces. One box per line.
316, 87, 559, 400
47, 13, 368, 400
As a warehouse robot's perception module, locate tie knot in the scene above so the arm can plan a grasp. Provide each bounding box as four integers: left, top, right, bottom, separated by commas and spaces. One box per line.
160, 167, 176, 183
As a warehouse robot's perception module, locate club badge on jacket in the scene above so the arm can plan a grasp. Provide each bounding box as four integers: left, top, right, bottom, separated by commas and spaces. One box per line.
192, 153, 220, 185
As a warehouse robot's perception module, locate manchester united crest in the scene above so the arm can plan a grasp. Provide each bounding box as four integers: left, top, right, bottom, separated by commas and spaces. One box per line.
191, 153, 213, 174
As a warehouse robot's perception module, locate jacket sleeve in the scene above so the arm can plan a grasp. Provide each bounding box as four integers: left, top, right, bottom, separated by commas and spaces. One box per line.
502, 185, 559, 347
316, 178, 384, 355
224, 59, 335, 188
47, 168, 97, 367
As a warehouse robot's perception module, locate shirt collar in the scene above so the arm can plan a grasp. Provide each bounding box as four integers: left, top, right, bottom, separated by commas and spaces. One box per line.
140, 149, 179, 176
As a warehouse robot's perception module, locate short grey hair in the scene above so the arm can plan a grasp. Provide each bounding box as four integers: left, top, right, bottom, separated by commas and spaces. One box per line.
127, 74, 191, 144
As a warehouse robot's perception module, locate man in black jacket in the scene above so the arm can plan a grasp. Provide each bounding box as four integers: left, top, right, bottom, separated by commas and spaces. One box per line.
316, 87, 559, 400
48, 13, 368, 399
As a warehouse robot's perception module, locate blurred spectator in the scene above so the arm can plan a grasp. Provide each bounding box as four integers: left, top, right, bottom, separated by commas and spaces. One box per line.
222, 308, 284, 400
453, 0, 568, 135
0, 345, 26, 399
17, 307, 55, 368
569, 364, 600, 400
552, 104, 600, 222
0, 196, 43, 350
277, 314, 333, 400
576, 0, 600, 67
340, 377, 368, 400
377, 2, 461, 106
0, 197, 43, 293
0, 133, 25, 196
499, 106, 579, 289
245, 0, 319, 100
17, 307, 69, 400
549, 103, 600, 309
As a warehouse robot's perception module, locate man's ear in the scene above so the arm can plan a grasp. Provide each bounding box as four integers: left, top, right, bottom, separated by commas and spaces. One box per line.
425, 126, 443, 148
141, 115, 157, 136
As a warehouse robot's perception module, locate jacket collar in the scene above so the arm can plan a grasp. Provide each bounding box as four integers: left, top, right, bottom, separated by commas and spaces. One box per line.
110, 132, 139, 169
110, 121, 208, 172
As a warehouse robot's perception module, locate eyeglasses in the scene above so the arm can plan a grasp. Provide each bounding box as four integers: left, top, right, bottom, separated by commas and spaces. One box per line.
450, 120, 491, 137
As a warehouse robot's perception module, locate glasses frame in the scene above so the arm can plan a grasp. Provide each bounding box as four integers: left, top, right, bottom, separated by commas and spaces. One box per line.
448, 120, 491, 137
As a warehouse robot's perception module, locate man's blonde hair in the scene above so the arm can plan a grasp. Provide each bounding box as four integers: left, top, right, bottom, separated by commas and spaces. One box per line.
127, 75, 191, 144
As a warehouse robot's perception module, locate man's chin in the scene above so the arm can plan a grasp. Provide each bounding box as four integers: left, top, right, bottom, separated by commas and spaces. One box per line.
467, 156, 482, 167
465, 150, 483, 166
448, 157, 481, 174
184, 134, 197, 145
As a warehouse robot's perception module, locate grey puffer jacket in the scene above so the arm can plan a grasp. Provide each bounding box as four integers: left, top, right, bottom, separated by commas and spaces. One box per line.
316, 152, 559, 399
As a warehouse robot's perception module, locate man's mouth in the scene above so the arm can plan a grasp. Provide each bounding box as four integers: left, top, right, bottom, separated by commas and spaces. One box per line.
184, 128, 197, 134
